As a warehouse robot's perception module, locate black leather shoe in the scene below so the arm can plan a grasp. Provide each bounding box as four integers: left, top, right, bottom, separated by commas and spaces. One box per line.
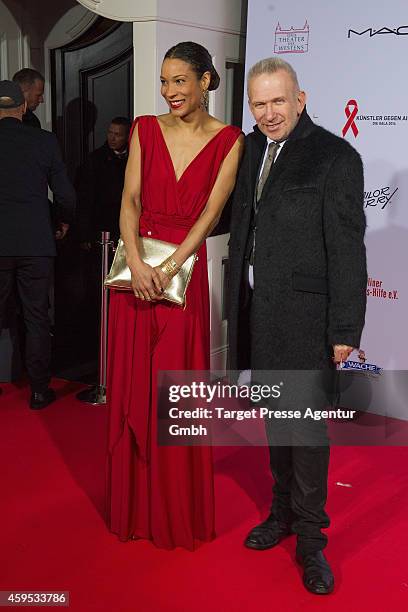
296, 550, 334, 595
244, 515, 292, 550
30, 388, 56, 410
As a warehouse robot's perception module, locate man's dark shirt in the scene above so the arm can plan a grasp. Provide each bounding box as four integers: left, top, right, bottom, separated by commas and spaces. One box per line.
76, 142, 128, 243
0, 118, 76, 256
22, 108, 41, 129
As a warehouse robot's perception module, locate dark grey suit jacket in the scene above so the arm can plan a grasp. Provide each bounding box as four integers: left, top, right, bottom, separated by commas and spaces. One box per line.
0, 117, 75, 256
228, 110, 367, 371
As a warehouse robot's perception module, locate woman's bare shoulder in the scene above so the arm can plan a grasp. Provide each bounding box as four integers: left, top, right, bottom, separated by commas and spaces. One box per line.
206, 116, 228, 131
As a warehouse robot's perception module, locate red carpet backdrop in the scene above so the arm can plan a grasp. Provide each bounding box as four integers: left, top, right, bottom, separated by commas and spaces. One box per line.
245, 0, 408, 421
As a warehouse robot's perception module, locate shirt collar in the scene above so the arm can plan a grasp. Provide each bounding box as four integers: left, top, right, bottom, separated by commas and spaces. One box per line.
0, 117, 22, 126
266, 137, 285, 148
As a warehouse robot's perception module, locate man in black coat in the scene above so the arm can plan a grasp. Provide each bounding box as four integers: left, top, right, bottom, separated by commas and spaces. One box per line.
0, 80, 76, 409
77, 117, 130, 247
12, 69, 68, 239
228, 58, 367, 594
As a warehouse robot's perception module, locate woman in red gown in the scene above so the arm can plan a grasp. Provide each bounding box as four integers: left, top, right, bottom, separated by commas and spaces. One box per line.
106, 42, 243, 550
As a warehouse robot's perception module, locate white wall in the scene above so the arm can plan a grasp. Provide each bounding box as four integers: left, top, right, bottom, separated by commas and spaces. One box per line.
77, 0, 243, 32
0, 0, 30, 80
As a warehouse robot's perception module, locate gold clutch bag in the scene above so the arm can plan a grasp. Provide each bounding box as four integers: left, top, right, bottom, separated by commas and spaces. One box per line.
104, 236, 197, 307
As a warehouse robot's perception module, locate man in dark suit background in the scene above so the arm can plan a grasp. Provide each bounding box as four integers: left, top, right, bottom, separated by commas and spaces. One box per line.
0, 80, 76, 409
77, 116, 130, 248
228, 58, 367, 594
12, 68, 44, 129
12, 68, 69, 240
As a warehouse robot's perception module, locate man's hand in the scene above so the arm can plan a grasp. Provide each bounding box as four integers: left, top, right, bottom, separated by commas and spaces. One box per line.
55, 223, 69, 240
332, 344, 354, 364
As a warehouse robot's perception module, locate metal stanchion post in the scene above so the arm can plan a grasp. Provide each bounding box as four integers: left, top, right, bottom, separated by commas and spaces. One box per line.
76, 231, 114, 404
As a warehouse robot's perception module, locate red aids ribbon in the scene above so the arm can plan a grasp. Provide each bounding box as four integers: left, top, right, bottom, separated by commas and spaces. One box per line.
342, 99, 359, 137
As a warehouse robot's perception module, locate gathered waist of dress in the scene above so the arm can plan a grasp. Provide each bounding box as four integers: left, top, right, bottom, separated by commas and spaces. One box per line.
140, 210, 199, 231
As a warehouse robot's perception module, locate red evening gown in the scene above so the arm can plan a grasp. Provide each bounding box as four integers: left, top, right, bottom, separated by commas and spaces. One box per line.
106, 115, 241, 550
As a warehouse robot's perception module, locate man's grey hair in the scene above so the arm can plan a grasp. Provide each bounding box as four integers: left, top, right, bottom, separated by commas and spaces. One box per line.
247, 57, 300, 95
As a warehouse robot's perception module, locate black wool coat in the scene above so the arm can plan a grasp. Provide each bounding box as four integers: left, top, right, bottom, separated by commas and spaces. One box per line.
0, 118, 76, 256
22, 108, 41, 129
228, 110, 367, 371
76, 142, 128, 243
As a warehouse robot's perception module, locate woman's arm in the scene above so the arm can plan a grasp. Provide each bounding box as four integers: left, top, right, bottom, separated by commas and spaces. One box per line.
120, 123, 163, 300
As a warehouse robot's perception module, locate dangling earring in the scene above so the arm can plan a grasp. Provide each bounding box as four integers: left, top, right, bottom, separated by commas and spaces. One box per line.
200, 88, 209, 111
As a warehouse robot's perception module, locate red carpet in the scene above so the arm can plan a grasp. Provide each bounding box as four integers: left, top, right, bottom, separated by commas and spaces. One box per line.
1, 379, 407, 611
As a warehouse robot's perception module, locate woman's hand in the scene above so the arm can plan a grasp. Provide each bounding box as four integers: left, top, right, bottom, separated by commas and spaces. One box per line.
130, 260, 163, 301
153, 266, 172, 293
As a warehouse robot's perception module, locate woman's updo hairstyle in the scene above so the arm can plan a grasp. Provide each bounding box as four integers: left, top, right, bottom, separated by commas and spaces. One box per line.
164, 41, 220, 91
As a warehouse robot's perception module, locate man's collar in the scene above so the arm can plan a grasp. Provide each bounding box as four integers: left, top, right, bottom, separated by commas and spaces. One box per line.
104, 141, 128, 158
287, 108, 315, 140
266, 137, 285, 147
253, 107, 315, 143
113, 147, 128, 157
0, 116, 22, 125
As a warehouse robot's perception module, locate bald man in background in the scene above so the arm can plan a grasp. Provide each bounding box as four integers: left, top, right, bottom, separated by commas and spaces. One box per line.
0, 80, 75, 408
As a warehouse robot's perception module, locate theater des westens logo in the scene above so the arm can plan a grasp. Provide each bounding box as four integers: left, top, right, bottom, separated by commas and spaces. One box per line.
274, 20, 310, 54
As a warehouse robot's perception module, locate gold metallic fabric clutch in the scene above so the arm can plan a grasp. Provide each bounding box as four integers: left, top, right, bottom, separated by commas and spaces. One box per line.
104, 236, 197, 307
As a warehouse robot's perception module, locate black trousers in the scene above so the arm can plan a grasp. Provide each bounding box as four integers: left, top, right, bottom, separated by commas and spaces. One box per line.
0, 256, 53, 392
241, 273, 330, 555
263, 371, 331, 555
268, 443, 330, 555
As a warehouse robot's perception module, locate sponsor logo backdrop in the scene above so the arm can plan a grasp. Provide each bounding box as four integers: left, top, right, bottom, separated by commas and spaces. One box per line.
245, 0, 408, 419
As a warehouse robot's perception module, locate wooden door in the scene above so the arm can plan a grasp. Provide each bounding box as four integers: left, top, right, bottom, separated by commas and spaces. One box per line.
51, 18, 133, 181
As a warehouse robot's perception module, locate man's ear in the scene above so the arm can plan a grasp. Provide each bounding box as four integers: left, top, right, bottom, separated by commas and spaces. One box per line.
17, 101, 27, 121
297, 90, 306, 115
